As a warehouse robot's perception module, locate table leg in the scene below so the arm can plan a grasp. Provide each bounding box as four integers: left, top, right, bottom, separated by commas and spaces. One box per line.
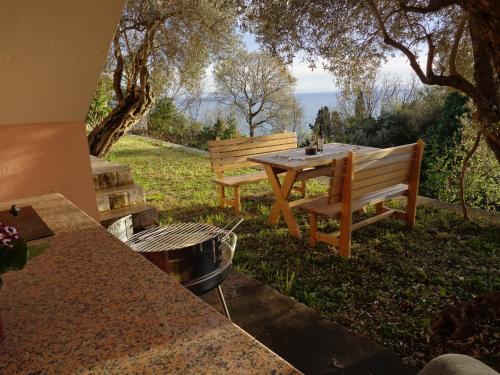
263, 166, 301, 238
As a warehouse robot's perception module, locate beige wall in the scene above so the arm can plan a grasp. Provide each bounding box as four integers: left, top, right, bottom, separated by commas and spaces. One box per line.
0, 0, 125, 125
0, 0, 124, 219
0, 122, 99, 219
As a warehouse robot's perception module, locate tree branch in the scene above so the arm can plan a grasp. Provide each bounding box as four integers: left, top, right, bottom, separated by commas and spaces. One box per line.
398, 0, 458, 14
138, 23, 158, 91
366, 0, 428, 83
459, 130, 481, 220
425, 33, 436, 78
449, 13, 467, 75
253, 112, 279, 127
366, 0, 484, 105
112, 31, 125, 102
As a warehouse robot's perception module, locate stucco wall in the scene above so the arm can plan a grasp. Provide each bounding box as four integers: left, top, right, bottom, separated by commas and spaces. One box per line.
0, 0, 125, 125
0, 0, 124, 219
0, 122, 98, 219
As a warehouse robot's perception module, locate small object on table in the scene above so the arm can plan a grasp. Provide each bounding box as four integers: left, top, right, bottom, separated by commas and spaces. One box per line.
316, 135, 324, 152
9, 205, 21, 216
305, 146, 317, 155
0, 206, 53, 241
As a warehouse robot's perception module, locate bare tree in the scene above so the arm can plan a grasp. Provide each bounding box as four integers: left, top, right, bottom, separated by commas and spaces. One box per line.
87, 0, 237, 157
290, 98, 305, 133
338, 72, 421, 118
272, 97, 304, 133
214, 50, 297, 136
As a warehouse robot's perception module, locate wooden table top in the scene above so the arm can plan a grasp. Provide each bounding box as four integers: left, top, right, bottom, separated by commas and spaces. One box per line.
248, 143, 378, 171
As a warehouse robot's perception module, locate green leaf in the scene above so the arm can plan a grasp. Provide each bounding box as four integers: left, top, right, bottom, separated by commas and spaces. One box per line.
0, 239, 28, 273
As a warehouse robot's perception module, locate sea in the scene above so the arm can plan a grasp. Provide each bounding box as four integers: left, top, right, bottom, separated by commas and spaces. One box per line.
191, 91, 340, 136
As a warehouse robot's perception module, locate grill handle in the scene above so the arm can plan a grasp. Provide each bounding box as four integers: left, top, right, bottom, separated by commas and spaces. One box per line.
223, 232, 237, 260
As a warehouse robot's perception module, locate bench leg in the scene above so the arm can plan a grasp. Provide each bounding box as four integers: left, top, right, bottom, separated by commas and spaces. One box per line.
338, 152, 353, 258
406, 194, 417, 229
309, 213, 318, 247
233, 186, 241, 214
218, 184, 225, 208
264, 166, 302, 239
339, 210, 352, 258
355, 207, 367, 214
406, 139, 424, 228
291, 180, 307, 198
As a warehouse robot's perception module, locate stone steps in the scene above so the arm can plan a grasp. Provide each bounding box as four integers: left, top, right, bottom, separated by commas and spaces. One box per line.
90, 156, 158, 230
95, 184, 145, 212
91, 156, 134, 190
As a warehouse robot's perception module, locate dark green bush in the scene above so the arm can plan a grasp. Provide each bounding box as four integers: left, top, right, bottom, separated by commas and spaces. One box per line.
422, 104, 500, 211
317, 90, 498, 211
147, 97, 238, 150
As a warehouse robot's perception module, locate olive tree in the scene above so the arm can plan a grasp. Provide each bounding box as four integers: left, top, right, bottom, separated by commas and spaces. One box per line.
243, 0, 500, 163
214, 50, 297, 136
87, 0, 237, 157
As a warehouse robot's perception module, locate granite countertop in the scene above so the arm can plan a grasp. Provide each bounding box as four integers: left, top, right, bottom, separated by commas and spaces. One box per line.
0, 193, 300, 374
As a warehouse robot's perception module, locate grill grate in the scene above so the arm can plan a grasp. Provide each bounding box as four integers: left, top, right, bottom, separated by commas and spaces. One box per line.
125, 223, 227, 252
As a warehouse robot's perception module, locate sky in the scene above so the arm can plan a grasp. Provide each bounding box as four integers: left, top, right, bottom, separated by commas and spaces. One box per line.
291, 55, 416, 93
204, 32, 416, 94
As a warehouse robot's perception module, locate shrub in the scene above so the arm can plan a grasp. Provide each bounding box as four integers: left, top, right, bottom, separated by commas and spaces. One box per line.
86, 76, 113, 130
343, 112, 419, 148
148, 97, 238, 150
147, 97, 203, 147
423, 106, 500, 211
198, 115, 239, 150
331, 89, 497, 210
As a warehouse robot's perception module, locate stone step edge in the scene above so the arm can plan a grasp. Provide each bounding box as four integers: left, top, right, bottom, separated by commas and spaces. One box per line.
96, 184, 146, 213
95, 183, 144, 196
93, 168, 134, 191
91, 156, 135, 191
98, 203, 157, 224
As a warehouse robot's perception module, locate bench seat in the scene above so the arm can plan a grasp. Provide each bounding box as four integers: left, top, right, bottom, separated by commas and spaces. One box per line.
209, 132, 304, 213
301, 141, 424, 258
213, 171, 268, 187
297, 184, 408, 217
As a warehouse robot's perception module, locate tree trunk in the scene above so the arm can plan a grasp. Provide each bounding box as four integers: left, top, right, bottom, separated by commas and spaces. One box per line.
88, 85, 154, 158
249, 125, 255, 137
459, 130, 481, 220
475, 108, 500, 163
468, 14, 500, 163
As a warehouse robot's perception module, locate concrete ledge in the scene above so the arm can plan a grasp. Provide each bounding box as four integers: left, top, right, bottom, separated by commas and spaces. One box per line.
413, 196, 500, 225
202, 270, 417, 375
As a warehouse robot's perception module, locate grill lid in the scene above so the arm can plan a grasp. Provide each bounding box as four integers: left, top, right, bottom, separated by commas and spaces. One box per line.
126, 223, 227, 252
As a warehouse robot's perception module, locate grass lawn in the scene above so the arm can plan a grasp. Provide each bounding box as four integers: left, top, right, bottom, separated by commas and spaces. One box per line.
109, 135, 500, 369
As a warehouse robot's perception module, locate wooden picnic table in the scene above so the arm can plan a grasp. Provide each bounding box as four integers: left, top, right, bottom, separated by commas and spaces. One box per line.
248, 143, 378, 239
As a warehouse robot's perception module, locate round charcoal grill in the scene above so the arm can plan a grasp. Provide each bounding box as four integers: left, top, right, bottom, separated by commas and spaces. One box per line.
125, 223, 237, 320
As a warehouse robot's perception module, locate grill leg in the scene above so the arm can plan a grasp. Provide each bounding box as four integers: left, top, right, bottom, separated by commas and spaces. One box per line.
216, 286, 231, 321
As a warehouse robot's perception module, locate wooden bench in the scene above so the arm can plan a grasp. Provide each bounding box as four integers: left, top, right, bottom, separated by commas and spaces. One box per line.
208, 132, 306, 213
297, 140, 424, 258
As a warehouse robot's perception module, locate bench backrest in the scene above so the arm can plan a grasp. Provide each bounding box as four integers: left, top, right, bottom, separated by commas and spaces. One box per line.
328, 141, 424, 204
208, 132, 298, 175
